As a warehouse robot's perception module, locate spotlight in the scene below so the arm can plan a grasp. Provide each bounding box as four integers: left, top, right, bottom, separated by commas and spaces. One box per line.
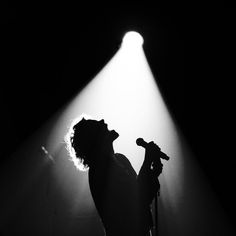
122, 31, 144, 47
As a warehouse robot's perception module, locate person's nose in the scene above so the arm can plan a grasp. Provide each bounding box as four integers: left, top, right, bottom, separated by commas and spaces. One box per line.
100, 119, 105, 123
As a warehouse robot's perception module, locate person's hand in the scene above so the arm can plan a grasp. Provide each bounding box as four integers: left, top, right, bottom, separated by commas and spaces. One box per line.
144, 141, 163, 176
151, 160, 163, 176
144, 141, 161, 164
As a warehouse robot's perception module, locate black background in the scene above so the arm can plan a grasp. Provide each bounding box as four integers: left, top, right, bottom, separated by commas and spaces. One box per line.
1, 5, 235, 228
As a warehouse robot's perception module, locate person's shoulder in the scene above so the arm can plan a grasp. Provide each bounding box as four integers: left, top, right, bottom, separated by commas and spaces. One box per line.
115, 153, 131, 166
115, 152, 128, 161
114, 153, 137, 177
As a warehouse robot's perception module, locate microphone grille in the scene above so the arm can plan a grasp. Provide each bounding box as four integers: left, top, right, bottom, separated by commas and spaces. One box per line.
136, 138, 144, 146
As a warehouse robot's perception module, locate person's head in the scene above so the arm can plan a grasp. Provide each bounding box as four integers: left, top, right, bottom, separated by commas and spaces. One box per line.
65, 115, 119, 170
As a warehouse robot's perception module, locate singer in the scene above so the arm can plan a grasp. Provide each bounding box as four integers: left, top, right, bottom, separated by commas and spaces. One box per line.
65, 116, 165, 236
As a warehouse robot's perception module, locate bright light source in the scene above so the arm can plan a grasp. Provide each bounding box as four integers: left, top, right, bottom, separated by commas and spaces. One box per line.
122, 31, 144, 48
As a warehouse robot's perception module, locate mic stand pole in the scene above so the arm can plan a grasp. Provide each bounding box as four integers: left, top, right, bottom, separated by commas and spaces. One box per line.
154, 190, 159, 236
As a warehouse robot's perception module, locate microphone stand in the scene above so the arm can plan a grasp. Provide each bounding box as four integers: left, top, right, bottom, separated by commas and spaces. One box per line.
136, 138, 168, 236
154, 190, 160, 236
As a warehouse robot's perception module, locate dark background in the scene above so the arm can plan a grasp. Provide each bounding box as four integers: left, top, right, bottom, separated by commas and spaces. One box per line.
1, 4, 235, 230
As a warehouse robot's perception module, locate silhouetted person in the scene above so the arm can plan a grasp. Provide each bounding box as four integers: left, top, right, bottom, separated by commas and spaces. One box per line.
65, 117, 164, 236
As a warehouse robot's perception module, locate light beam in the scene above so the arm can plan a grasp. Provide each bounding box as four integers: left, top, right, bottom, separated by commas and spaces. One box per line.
7, 31, 230, 236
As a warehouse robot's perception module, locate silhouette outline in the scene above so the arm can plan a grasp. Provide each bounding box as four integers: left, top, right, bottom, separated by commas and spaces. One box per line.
65, 117, 164, 236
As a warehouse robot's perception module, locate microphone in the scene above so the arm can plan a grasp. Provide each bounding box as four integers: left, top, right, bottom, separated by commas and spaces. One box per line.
136, 138, 170, 161
41, 146, 55, 163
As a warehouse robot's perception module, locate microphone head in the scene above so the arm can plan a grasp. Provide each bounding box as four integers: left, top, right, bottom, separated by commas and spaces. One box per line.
136, 138, 145, 146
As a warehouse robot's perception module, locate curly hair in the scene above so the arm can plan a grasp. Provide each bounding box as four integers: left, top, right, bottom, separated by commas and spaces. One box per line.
64, 114, 95, 171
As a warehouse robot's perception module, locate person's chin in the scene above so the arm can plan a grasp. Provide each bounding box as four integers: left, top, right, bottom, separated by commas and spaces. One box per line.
110, 130, 119, 140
